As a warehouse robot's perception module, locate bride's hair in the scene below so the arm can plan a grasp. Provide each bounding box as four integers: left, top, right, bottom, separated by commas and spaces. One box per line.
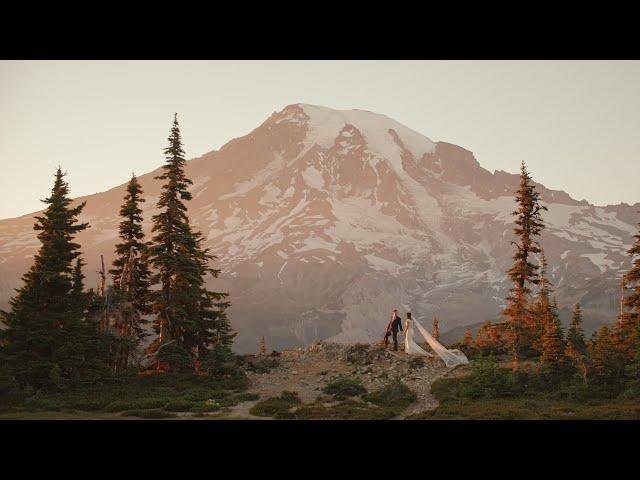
406, 312, 412, 319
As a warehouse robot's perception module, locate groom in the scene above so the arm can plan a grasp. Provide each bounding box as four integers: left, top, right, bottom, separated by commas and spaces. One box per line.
384, 309, 403, 351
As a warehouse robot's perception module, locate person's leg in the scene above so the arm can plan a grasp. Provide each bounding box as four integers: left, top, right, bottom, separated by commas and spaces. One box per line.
393, 331, 398, 351
384, 332, 390, 347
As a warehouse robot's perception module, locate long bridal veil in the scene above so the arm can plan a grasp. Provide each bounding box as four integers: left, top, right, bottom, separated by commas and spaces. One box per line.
412, 318, 469, 367
404, 321, 434, 357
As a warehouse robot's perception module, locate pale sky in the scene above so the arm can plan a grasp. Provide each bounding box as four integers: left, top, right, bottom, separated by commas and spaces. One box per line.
1, 60, 639, 219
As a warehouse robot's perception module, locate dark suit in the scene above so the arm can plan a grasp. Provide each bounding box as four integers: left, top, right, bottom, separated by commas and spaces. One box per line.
384, 315, 403, 351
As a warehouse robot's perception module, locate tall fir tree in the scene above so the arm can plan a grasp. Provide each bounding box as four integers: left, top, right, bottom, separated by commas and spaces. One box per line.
539, 297, 565, 373
148, 114, 233, 371
58, 257, 109, 383
110, 173, 152, 316
531, 247, 553, 354
503, 161, 547, 369
588, 324, 625, 384
0, 168, 105, 388
565, 302, 588, 381
614, 212, 640, 362
107, 173, 153, 370
624, 322, 640, 396
624, 210, 640, 319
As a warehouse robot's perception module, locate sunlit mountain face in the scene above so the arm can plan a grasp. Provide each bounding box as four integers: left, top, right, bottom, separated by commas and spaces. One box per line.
1, 104, 637, 352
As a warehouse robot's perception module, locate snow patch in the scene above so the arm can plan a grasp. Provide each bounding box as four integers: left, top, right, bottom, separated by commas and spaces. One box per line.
299, 104, 436, 163
581, 253, 615, 273
302, 166, 324, 190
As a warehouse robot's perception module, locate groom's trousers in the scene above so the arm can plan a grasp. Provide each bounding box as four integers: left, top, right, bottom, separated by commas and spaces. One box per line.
384, 331, 399, 351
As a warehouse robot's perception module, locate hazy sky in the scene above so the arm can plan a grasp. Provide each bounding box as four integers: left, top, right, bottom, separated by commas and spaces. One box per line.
1, 60, 639, 219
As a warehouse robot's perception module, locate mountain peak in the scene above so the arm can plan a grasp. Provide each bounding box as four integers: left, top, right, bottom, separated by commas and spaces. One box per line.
271, 103, 437, 163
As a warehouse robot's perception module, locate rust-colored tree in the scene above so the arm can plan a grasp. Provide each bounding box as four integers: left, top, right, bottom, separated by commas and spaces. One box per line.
530, 247, 553, 355
539, 299, 565, 374
614, 212, 640, 363
503, 161, 546, 370
463, 328, 473, 347
565, 303, 588, 382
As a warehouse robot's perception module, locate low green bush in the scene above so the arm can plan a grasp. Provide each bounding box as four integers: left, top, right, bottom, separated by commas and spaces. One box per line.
249, 391, 301, 419
243, 356, 280, 374
105, 398, 168, 412
229, 392, 259, 403
121, 409, 177, 419
323, 375, 367, 398
66, 399, 112, 411
164, 400, 196, 412
190, 401, 221, 413
365, 379, 417, 413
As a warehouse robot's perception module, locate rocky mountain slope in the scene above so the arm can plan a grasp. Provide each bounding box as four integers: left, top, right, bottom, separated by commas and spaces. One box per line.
0, 104, 637, 352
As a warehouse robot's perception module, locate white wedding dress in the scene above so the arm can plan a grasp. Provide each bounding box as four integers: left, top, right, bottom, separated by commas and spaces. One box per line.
404, 319, 434, 357
404, 318, 469, 368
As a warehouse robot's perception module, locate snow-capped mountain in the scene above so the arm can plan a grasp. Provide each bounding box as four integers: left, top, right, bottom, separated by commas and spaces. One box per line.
0, 104, 637, 352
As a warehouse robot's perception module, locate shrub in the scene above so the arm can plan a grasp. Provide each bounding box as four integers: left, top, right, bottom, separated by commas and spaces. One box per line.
164, 400, 196, 412
156, 343, 193, 372
66, 399, 112, 411
105, 398, 168, 412
244, 355, 280, 374
200, 344, 236, 376
365, 379, 416, 414
190, 401, 221, 413
121, 409, 177, 419
455, 354, 521, 399
231, 392, 259, 402
345, 343, 373, 365
408, 357, 426, 370
323, 375, 367, 398
249, 390, 301, 419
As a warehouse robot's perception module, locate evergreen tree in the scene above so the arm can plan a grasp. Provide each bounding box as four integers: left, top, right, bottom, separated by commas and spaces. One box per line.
503, 161, 547, 369
539, 300, 565, 373
259, 335, 266, 355
463, 328, 473, 347
614, 211, 640, 362
589, 324, 625, 385
624, 322, 640, 396
70, 258, 89, 318
110, 173, 152, 316
531, 247, 552, 354
0, 168, 104, 389
148, 114, 233, 371
624, 210, 640, 320
565, 302, 588, 381
432, 316, 440, 341
107, 173, 153, 369
57, 258, 109, 383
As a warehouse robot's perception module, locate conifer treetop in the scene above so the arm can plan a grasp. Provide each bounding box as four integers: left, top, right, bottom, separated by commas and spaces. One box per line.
623, 209, 640, 318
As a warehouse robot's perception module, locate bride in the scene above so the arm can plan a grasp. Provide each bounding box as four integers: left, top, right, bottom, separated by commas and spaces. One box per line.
403, 312, 469, 368
404, 312, 434, 358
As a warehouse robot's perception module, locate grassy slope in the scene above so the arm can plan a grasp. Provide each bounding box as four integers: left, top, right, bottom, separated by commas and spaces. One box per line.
408, 375, 640, 420
0, 371, 251, 419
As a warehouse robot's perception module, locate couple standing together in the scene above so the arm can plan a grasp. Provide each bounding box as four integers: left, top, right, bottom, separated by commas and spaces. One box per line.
382, 308, 470, 367
384, 309, 415, 353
